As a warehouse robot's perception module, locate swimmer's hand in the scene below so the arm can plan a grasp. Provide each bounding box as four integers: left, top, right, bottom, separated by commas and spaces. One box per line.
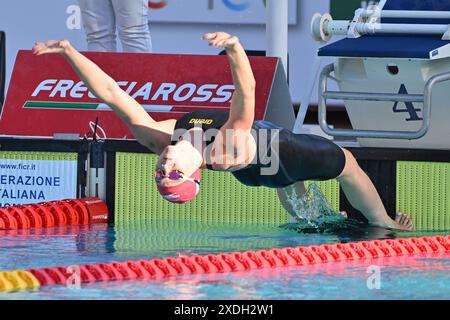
32, 40, 72, 56
202, 32, 240, 51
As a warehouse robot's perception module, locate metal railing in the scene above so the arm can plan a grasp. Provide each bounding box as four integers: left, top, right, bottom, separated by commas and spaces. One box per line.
318, 63, 450, 140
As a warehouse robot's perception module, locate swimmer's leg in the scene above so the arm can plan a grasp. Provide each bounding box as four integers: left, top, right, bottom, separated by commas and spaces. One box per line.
336, 148, 413, 231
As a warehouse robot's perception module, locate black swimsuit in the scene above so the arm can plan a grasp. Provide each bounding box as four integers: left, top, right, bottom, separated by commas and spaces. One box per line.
172, 110, 346, 188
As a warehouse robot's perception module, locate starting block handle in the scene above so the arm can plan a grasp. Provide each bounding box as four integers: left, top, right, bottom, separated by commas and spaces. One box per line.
323, 91, 424, 103
317, 64, 450, 140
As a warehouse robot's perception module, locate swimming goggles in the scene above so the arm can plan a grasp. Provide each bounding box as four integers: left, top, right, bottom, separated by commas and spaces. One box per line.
154, 169, 200, 185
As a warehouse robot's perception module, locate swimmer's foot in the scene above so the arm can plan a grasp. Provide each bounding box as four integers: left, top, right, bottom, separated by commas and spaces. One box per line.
370, 212, 413, 231
394, 212, 414, 231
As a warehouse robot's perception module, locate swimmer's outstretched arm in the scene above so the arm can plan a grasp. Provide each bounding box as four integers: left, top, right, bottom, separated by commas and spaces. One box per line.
32, 40, 175, 154
202, 32, 256, 130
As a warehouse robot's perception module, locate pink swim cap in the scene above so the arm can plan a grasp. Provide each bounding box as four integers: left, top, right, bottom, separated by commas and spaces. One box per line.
156, 169, 201, 204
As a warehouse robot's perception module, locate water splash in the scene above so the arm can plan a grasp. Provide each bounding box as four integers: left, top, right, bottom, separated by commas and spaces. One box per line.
282, 184, 347, 231
281, 184, 400, 239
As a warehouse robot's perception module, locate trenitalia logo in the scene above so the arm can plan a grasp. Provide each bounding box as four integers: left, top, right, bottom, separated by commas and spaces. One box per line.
25, 79, 235, 112
148, 0, 266, 11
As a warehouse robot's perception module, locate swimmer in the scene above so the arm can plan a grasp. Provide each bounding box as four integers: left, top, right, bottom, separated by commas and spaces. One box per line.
32, 32, 413, 231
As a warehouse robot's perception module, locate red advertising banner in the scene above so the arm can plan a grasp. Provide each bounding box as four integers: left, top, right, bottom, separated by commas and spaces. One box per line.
0, 51, 279, 139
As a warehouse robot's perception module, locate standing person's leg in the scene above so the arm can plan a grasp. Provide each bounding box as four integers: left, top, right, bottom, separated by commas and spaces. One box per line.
337, 148, 413, 230
112, 0, 152, 53
78, 0, 117, 52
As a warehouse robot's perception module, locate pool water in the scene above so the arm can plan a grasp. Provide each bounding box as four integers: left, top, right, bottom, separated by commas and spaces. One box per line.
0, 220, 449, 300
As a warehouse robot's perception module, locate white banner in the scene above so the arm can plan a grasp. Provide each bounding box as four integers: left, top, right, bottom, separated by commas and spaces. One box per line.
148, 0, 298, 24
0, 159, 77, 207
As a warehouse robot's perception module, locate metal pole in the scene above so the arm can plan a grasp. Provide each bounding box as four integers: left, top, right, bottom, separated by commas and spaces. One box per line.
266, 0, 289, 74
362, 10, 450, 20
325, 20, 449, 37
357, 23, 449, 35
